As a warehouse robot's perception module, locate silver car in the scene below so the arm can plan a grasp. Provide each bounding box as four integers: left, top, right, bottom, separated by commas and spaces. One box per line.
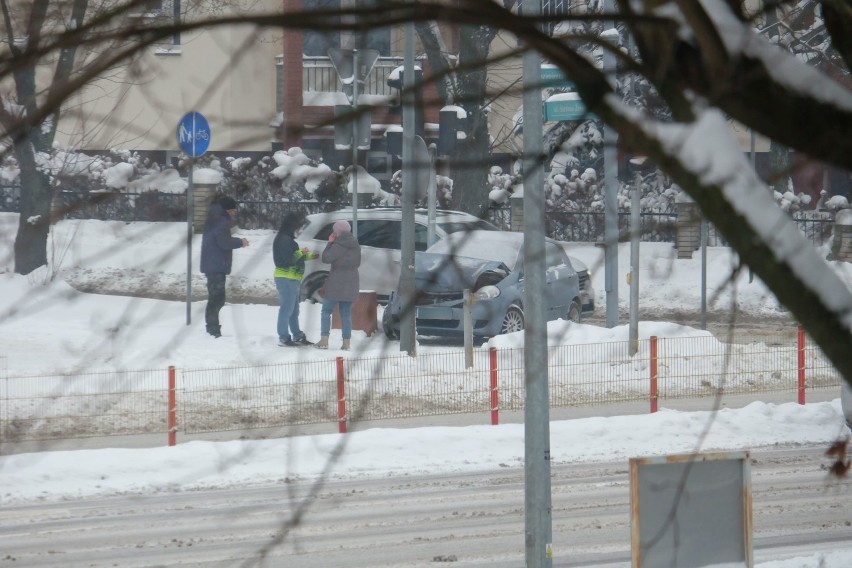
296, 208, 500, 303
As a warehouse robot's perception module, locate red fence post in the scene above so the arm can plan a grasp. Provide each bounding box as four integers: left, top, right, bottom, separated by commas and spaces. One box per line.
489, 347, 499, 425
336, 357, 347, 434
650, 336, 658, 413
168, 366, 177, 447
797, 326, 806, 405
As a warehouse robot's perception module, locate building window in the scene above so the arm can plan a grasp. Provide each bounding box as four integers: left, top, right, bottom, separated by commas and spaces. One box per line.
134, 0, 181, 51
303, 0, 390, 56
540, 0, 568, 37
304, 0, 341, 56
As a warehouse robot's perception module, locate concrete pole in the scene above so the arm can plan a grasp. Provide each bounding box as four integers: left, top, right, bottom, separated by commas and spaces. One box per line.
186, 162, 194, 326
522, 3, 553, 565
603, 0, 619, 328
427, 144, 438, 246
700, 218, 707, 330
351, 49, 360, 239
629, 172, 640, 355
399, 19, 416, 355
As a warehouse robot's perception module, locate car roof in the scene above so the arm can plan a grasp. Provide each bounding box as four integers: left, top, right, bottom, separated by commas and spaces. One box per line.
432, 229, 566, 248
427, 230, 577, 267
305, 207, 487, 223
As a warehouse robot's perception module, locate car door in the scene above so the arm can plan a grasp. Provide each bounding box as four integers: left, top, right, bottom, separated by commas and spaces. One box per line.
356, 219, 402, 298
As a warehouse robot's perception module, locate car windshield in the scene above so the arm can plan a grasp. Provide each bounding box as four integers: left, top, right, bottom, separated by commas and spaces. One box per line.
427, 233, 522, 269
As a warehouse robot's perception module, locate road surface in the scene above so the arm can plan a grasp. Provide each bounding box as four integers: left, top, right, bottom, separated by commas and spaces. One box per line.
1, 446, 849, 567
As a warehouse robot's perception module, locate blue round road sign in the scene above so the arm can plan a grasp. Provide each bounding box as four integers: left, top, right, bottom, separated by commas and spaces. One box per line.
177, 111, 211, 158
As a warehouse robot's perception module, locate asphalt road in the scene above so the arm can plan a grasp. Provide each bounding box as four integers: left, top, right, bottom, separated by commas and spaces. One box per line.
1, 446, 848, 567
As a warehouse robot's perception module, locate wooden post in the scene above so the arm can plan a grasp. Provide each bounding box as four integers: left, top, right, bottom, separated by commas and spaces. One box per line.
331, 291, 378, 336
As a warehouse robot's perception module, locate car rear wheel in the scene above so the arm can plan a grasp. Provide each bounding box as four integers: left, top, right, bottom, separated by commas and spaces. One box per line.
566, 300, 581, 323
501, 305, 525, 334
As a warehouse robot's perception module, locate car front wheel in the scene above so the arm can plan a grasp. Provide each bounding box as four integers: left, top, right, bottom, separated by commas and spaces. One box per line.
381, 304, 400, 340
501, 304, 525, 334
382, 318, 399, 340
566, 300, 581, 323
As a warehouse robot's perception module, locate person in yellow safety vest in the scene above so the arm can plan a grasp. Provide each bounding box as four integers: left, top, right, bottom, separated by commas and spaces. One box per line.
273, 212, 318, 346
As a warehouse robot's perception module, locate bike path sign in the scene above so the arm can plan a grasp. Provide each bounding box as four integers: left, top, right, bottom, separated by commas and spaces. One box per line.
177, 111, 211, 158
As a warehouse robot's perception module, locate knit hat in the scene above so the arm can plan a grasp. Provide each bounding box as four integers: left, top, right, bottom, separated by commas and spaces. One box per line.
332, 220, 351, 235
219, 196, 238, 210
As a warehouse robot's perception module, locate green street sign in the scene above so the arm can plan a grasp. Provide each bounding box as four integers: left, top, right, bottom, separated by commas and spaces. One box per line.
543, 95, 587, 122
540, 65, 574, 89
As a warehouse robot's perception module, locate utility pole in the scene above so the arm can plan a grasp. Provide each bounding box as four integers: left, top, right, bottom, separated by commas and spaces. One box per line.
522, 0, 553, 563
603, 0, 619, 328
399, 15, 416, 355
628, 159, 644, 355
328, 47, 380, 239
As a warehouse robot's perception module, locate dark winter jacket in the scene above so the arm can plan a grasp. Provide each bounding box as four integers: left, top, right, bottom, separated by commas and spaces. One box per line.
272, 230, 316, 280
321, 232, 361, 302
200, 203, 243, 275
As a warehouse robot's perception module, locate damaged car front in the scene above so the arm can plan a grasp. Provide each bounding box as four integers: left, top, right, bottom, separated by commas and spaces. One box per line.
382, 230, 583, 340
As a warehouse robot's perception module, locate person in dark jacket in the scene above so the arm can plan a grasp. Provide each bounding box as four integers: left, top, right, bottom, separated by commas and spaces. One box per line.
272, 212, 318, 346
200, 196, 249, 338
316, 220, 361, 350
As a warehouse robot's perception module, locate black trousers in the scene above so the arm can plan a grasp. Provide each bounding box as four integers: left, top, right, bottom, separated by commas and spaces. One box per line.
205, 273, 227, 334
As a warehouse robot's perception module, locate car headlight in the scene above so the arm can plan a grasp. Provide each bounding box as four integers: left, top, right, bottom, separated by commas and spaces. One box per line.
474, 285, 501, 300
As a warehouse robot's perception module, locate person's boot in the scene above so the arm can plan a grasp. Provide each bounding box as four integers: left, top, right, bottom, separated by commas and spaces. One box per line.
315, 336, 329, 349
341, 339, 350, 351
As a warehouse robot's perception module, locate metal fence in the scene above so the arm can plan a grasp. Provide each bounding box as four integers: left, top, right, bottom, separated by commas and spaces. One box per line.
302, 56, 404, 98
0, 184, 19, 212
0, 367, 168, 441
53, 190, 187, 222
1, 332, 842, 444
486, 208, 834, 248
1, 185, 836, 246
235, 200, 342, 229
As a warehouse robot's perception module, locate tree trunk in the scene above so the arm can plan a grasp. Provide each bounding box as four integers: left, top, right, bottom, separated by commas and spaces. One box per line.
449, 24, 495, 217
768, 140, 791, 193
13, 136, 51, 275
450, 118, 491, 217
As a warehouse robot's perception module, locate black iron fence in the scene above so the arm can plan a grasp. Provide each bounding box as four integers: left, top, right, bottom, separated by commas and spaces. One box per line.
54, 190, 186, 222
0, 185, 837, 247
0, 184, 19, 212
544, 210, 678, 244
235, 200, 344, 229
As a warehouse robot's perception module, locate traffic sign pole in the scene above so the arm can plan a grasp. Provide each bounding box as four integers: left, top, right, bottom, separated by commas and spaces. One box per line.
352, 49, 359, 238
328, 47, 379, 240
186, 162, 194, 326
176, 112, 211, 327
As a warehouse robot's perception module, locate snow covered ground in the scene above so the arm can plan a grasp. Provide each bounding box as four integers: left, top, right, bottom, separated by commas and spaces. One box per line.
1, 213, 851, 567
